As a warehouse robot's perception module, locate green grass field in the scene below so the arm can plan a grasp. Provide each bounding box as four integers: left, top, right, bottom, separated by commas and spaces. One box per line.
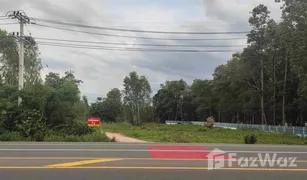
102, 122, 307, 145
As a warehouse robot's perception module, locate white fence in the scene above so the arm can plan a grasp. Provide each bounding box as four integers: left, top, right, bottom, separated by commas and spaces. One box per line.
165, 121, 307, 137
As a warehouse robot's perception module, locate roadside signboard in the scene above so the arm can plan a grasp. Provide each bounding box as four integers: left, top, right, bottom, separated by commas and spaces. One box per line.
88, 117, 101, 127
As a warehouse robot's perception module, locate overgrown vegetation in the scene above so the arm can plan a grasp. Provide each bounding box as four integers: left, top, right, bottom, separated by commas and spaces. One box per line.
89, 1, 307, 127
244, 134, 258, 144
0, 30, 110, 141
103, 123, 307, 144
1, 0, 307, 142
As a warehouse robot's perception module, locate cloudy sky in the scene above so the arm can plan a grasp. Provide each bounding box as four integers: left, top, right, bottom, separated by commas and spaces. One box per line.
0, 0, 282, 102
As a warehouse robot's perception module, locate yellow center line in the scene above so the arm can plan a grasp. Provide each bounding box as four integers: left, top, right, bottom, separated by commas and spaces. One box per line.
0, 166, 306, 171
1, 157, 307, 163
0, 157, 95, 160
46, 158, 123, 167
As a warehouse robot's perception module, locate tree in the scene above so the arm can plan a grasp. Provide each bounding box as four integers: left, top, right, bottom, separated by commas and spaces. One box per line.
123, 71, 151, 125
45, 71, 82, 127
191, 79, 213, 120
102, 88, 123, 122
0, 30, 42, 88
246, 4, 273, 125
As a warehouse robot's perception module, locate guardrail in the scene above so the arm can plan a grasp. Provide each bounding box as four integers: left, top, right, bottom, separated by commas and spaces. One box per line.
165, 121, 307, 137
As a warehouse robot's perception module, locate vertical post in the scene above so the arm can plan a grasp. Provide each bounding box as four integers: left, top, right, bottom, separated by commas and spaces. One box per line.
303, 127, 305, 136
283, 126, 286, 133
292, 127, 295, 135
276, 126, 278, 133
18, 21, 24, 106
137, 102, 140, 125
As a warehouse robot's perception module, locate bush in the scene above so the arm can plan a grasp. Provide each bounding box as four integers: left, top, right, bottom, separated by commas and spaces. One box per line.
44, 130, 111, 142
203, 116, 215, 129
244, 134, 257, 144
52, 121, 94, 136
110, 137, 116, 142
0, 131, 29, 141
17, 109, 47, 141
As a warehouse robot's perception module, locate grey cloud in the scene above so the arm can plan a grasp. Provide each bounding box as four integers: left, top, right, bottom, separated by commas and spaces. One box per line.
132, 50, 229, 80
45, 58, 74, 70
79, 65, 102, 80
0, 0, 279, 95
0, 0, 105, 25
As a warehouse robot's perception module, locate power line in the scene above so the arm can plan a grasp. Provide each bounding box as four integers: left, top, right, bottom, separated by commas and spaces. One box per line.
0, 22, 18, 25
28, 18, 240, 24
37, 41, 241, 53
32, 23, 247, 41
0, 17, 9, 20
25, 24, 32, 36
33, 37, 247, 48
32, 17, 250, 35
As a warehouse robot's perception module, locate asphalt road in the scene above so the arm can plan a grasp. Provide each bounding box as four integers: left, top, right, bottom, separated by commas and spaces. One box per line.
0, 142, 307, 180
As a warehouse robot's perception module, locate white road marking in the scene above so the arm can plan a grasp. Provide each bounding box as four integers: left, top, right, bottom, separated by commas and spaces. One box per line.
0, 149, 307, 154
0, 143, 307, 149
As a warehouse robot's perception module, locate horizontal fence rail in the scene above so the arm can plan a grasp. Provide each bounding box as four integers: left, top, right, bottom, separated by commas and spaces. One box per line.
165, 121, 307, 137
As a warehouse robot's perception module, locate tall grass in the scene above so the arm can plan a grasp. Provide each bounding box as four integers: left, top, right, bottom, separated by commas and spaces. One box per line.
0, 130, 111, 142
102, 122, 307, 145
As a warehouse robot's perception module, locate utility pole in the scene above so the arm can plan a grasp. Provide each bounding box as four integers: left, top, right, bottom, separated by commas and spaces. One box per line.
8, 11, 31, 105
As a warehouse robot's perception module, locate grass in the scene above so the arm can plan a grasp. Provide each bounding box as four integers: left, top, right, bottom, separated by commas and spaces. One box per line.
0, 129, 112, 142
102, 122, 307, 145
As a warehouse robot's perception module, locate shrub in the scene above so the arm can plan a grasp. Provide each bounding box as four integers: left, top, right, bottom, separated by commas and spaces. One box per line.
110, 137, 116, 142
53, 121, 94, 136
204, 116, 215, 129
0, 131, 29, 141
44, 130, 110, 142
244, 134, 257, 144
17, 109, 47, 141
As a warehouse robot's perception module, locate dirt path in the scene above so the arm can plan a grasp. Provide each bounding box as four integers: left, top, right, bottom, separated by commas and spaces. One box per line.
105, 132, 148, 143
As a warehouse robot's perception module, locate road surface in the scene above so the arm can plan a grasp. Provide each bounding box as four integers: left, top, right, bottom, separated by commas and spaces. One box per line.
0, 142, 307, 180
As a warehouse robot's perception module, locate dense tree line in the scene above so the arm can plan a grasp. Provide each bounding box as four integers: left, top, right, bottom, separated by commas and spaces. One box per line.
1, 0, 307, 141
0, 30, 92, 140
90, 1, 307, 126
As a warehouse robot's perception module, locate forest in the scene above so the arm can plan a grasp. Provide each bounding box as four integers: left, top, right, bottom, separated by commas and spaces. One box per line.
1, 0, 307, 141
92, 1, 307, 127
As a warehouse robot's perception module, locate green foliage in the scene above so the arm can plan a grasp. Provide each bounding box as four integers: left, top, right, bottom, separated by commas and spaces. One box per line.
3, 1, 307, 143
244, 134, 258, 144
0, 131, 30, 141
17, 109, 47, 141
53, 120, 94, 136
44, 130, 110, 142
123, 71, 152, 125
90, 88, 123, 122
103, 123, 307, 144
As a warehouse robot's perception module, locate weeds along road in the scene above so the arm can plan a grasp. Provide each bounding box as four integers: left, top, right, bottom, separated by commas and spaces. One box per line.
0, 142, 307, 180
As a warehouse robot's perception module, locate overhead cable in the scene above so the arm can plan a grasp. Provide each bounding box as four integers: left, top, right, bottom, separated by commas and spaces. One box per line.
32, 24, 247, 41
37, 41, 241, 53
33, 37, 247, 48
0, 22, 18, 25
32, 17, 250, 35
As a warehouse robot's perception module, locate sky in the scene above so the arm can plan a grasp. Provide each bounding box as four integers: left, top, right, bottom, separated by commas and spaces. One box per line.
0, 0, 282, 102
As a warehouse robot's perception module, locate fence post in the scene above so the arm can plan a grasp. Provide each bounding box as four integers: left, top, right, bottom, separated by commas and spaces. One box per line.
303, 127, 305, 136
276, 126, 278, 133
284, 126, 286, 133
269, 125, 271, 132
292, 127, 295, 135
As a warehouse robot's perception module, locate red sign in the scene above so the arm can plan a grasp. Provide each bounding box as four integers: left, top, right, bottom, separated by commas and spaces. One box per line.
88, 117, 101, 127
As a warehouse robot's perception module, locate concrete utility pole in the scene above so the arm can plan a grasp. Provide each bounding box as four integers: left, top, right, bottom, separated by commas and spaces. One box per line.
8, 11, 31, 105
18, 22, 24, 105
